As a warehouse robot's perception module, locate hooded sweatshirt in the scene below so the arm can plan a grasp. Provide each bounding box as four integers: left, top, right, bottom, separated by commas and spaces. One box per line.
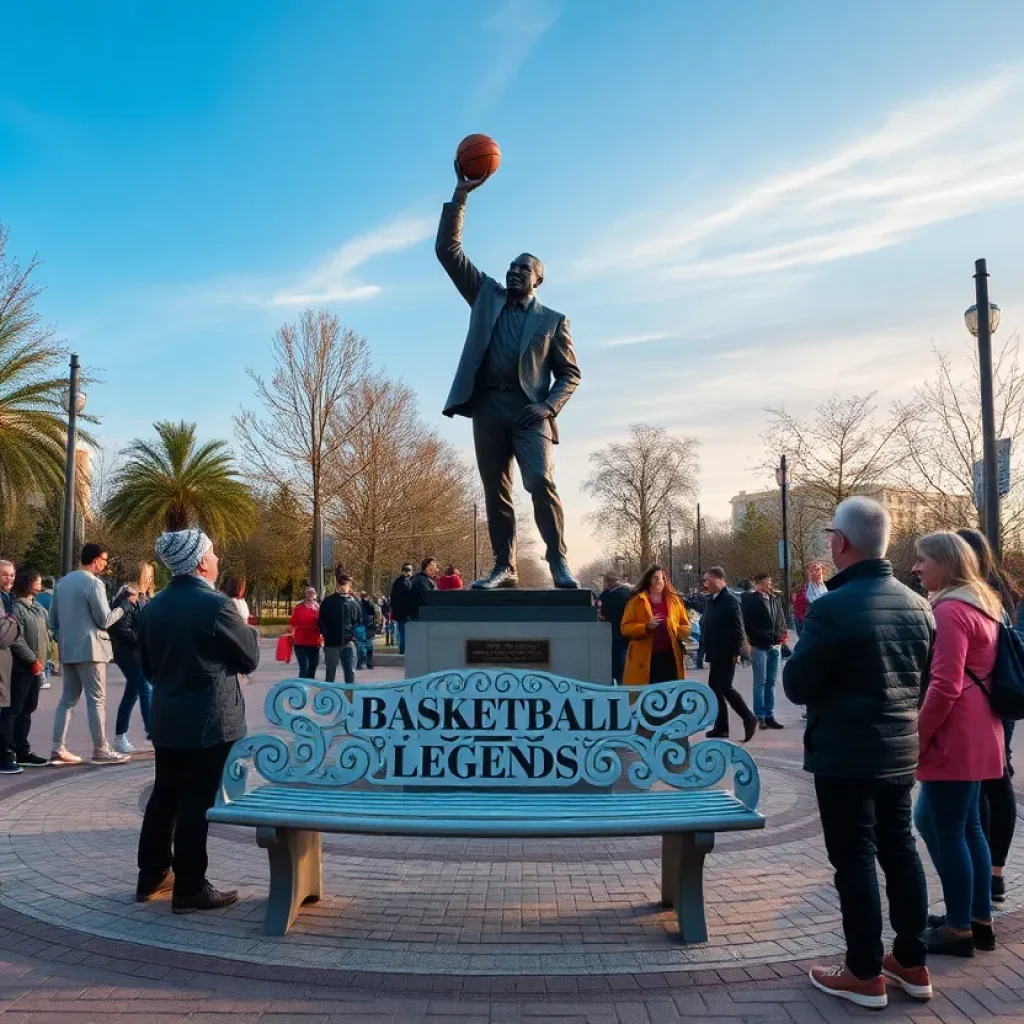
918, 585, 1004, 782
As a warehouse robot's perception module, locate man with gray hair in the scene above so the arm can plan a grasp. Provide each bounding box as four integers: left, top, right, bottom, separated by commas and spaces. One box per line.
784, 497, 934, 1009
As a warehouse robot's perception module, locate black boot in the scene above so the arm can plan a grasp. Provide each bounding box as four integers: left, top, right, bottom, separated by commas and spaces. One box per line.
471, 565, 519, 590
549, 557, 579, 589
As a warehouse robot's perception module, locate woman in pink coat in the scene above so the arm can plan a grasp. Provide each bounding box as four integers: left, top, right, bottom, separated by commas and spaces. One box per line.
913, 531, 1004, 957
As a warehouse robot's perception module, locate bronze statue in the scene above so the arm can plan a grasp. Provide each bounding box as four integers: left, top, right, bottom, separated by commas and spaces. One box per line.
436, 164, 581, 589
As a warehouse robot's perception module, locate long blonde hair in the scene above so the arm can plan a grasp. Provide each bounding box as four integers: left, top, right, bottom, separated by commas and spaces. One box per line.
916, 531, 1002, 619
132, 561, 155, 598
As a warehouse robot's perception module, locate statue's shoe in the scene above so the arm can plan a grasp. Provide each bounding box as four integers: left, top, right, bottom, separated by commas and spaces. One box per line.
470, 566, 519, 589
549, 558, 580, 589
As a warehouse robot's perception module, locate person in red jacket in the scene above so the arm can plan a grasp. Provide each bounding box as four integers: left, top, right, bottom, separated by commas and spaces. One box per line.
436, 565, 464, 591
913, 531, 1004, 957
793, 561, 827, 628
288, 587, 322, 679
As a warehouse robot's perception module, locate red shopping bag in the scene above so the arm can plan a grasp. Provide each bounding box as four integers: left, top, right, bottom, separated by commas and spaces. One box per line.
275, 634, 293, 664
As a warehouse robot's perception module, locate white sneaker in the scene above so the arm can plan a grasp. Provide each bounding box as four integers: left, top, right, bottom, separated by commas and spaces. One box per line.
40, 681, 51, 690
113, 734, 137, 754
92, 747, 130, 765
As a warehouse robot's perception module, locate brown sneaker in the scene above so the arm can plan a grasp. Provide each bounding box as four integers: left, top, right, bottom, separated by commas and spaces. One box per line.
882, 952, 933, 1000
50, 748, 83, 766
809, 964, 887, 1009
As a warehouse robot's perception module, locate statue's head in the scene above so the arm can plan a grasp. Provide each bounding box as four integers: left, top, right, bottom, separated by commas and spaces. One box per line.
506, 253, 543, 299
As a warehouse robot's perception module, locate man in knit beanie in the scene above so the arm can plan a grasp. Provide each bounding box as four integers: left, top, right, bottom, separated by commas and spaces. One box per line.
136, 529, 259, 912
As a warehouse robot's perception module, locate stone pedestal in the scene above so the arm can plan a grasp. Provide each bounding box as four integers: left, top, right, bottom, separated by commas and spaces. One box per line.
404, 590, 612, 684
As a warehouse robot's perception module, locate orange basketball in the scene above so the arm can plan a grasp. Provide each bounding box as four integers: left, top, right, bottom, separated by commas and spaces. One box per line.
457, 133, 501, 181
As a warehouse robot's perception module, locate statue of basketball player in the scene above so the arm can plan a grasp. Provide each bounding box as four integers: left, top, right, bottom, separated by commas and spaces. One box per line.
436, 163, 581, 590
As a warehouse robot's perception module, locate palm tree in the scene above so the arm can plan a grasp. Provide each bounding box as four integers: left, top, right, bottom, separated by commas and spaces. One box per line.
104, 420, 257, 541
0, 224, 79, 531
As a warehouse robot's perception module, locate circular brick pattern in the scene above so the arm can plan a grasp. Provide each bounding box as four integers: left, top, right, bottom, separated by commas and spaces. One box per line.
1, 759, 1020, 976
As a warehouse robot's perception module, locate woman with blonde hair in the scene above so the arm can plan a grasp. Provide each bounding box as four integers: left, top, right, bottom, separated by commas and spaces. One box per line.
620, 566, 690, 685
110, 561, 155, 753
913, 531, 1004, 956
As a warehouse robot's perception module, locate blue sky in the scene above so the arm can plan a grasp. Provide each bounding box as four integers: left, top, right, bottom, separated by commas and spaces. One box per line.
4, 0, 1024, 566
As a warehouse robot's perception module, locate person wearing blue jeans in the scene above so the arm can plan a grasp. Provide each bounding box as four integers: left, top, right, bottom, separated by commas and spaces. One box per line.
914, 781, 992, 938
115, 659, 152, 741
750, 645, 781, 725
741, 573, 787, 729
396, 619, 407, 655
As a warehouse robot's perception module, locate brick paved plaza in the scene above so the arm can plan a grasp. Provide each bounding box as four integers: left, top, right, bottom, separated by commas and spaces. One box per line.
2, 643, 1024, 1021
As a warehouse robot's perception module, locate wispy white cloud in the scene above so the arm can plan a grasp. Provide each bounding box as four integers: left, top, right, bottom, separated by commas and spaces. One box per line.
178, 214, 433, 312
475, 0, 558, 105
596, 331, 669, 348
574, 69, 1024, 285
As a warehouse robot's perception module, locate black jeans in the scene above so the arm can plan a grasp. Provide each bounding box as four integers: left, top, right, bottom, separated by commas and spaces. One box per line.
649, 650, 679, 684
0, 666, 41, 762
980, 769, 1017, 868
814, 776, 927, 979
137, 742, 233, 897
294, 645, 320, 679
707, 660, 753, 734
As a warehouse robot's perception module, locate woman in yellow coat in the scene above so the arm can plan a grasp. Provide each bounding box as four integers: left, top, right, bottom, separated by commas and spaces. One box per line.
620, 566, 691, 685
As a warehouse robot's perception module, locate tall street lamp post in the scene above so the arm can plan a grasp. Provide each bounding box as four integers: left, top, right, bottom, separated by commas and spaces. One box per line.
695, 503, 702, 579
965, 259, 1002, 556
60, 354, 85, 579
775, 455, 791, 626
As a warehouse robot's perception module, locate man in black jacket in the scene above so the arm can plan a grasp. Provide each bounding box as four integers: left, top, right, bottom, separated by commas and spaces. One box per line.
700, 568, 757, 742
319, 569, 362, 682
389, 564, 414, 654
783, 497, 933, 1009
137, 529, 260, 914
407, 557, 439, 621
597, 572, 631, 684
741, 573, 788, 729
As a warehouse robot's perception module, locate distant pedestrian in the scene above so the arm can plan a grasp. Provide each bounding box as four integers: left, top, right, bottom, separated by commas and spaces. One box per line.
793, 562, 827, 630
784, 497, 933, 1009
221, 576, 251, 624
0, 567, 50, 771
356, 592, 381, 669
137, 528, 260, 913
48, 544, 129, 766
913, 531, 1003, 957
597, 571, 631, 683
319, 569, 362, 683
620, 566, 690, 684
35, 578, 55, 684
437, 565, 463, 590
288, 587, 322, 679
407, 557, 439, 622
109, 561, 155, 755
956, 528, 1017, 905
389, 564, 415, 654
700, 568, 758, 743
0, 560, 14, 615
741, 572, 787, 730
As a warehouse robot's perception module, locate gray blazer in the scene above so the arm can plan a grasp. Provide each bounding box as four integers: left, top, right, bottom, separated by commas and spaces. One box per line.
435, 198, 581, 443
49, 570, 123, 665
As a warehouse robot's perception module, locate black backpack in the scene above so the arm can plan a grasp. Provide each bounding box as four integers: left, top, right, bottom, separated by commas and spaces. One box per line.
966, 623, 1024, 721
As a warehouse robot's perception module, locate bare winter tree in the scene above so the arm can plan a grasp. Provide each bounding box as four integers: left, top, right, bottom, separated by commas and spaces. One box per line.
894, 337, 1024, 542
582, 424, 700, 570
235, 309, 370, 591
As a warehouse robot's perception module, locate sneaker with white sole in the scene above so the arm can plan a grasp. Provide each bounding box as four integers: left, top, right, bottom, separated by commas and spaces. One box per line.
91, 747, 130, 765
50, 748, 83, 766
113, 735, 137, 754
809, 963, 887, 1009
882, 951, 933, 1000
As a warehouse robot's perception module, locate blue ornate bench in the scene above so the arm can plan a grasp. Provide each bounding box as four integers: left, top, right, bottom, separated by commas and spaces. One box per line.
208, 670, 764, 939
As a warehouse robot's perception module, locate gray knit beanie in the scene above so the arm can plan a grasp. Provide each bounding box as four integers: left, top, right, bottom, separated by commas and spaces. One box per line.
155, 529, 212, 576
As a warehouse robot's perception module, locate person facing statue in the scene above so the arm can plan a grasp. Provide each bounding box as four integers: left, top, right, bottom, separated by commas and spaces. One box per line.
435, 160, 581, 590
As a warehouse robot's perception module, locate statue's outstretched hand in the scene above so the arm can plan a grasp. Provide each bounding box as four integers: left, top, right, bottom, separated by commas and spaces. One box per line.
454, 159, 488, 196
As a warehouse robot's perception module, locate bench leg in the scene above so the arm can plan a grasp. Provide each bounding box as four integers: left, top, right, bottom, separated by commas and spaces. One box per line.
256, 826, 323, 936
661, 832, 714, 943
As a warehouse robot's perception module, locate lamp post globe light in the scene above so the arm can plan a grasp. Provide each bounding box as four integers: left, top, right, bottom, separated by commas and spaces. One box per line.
967, 259, 1001, 555
60, 354, 85, 578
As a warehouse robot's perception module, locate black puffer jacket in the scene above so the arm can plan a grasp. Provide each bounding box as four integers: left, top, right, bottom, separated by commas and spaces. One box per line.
783, 558, 934, 779
108, 589, 145, 665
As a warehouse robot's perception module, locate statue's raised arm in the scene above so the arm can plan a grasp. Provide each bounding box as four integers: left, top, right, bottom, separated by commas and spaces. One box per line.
435, 162, 489, 307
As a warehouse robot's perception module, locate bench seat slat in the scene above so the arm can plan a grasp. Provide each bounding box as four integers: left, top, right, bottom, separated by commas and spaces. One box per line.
209, 787, 764, 838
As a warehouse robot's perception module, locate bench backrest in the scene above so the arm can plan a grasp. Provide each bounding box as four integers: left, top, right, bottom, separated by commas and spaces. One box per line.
221, 671, 760, 810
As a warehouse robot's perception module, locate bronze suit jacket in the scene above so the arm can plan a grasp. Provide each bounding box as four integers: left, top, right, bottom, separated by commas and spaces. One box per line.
435, 198, 581, 443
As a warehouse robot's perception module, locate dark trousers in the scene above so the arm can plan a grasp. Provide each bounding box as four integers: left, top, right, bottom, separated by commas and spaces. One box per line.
138, 742, 233, 897
611, 643, 627, 684
114, 655, 152, 737
707, 660, 753, 734
981, 769, 1017, 867
649, 650, 679, 684
473, 415, 566, 568
0, 666, 41, 761
815, 776, 927, 979
294, 645, 320, 679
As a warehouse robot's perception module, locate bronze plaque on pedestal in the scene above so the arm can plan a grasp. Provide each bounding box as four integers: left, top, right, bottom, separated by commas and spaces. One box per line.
465, 639, 551, 666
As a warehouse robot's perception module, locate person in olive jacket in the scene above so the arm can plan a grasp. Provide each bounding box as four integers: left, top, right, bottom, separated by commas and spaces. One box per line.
136, 529, 260, 914
783, 497, 935, 1010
